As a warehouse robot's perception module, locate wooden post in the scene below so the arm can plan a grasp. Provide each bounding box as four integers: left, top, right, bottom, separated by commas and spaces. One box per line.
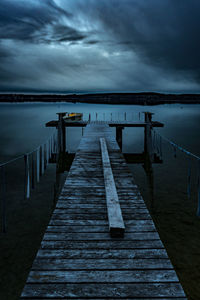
144, 112, 154, 160
57, 112, 66, 153
1, 166, 6, 233
116, 126, 124, 150
56, 112, 68, 174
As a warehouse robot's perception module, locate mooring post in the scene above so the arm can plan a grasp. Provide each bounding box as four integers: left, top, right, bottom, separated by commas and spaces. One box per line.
144, 112, 154, 160
116, 126, 124, 150
56, 112, 67, 176
57, 112, 66, 154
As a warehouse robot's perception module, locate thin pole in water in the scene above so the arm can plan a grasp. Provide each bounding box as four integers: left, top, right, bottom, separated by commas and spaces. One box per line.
36, 147, 40, 183
24, 154, 30, 200
197, 161, 200, 216
24, 154, 27, 201
31, 152, 35, 189
1, 166, 6, 233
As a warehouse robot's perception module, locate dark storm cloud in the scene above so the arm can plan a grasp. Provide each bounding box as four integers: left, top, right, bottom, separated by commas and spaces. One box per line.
71, 0, 200, 79
0, 0, 200, 92
0, 0, 85, 44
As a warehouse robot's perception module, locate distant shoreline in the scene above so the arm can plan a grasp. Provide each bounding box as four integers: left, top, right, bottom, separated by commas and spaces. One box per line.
1, 92, 200, 105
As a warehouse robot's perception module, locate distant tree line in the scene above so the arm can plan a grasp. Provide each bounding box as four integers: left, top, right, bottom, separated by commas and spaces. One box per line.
0, 92, 200, 105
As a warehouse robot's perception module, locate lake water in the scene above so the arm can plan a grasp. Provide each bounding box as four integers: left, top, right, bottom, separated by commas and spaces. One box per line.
0, 102, 200, 299
0, 102, 199, 160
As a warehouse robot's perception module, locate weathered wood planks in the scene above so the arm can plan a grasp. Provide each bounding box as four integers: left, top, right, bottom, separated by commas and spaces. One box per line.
100, 137, 125, 237
20, 124, 187, 299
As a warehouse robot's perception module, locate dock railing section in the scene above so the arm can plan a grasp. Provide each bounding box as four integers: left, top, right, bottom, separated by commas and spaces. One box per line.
152, 128, 200, 216
0, 131, 58, 233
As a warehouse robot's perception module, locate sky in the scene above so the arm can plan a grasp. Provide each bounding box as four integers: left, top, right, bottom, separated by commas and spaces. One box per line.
0, 0, 200, 94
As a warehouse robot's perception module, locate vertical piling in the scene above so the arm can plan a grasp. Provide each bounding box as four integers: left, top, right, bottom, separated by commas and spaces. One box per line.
57, 112, 66, 154
116, 126, 124, 150
144, 112, 154, 161
1, 166, 6, 233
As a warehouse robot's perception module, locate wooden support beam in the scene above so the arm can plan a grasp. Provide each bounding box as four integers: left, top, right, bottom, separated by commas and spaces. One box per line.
100, 138, 125, 238
116, 126, 124, 150
45, 120, 164, 128
144, 112, 154, 161
57, 113, 66, 153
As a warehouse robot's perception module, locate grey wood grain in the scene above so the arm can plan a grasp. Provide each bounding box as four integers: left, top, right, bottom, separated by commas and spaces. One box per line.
36, 249, 168, 259
20, 123, 186, 299
27, 270, 179, 283
32, 258, 173, 270
41, 240, 165, 250
21, 283, 186, 298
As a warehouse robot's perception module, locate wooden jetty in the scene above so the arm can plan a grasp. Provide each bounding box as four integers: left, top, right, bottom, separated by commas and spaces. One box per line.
21, 121, 187, 299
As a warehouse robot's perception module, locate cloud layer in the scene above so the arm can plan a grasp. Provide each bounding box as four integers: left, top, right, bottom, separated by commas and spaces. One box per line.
0, 0, 200, 93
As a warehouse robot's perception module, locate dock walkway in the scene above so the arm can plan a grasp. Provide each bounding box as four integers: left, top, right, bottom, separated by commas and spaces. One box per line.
21, 123, 187, 299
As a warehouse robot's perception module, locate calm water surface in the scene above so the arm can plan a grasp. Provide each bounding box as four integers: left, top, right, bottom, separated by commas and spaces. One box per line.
0, 102, 199, 160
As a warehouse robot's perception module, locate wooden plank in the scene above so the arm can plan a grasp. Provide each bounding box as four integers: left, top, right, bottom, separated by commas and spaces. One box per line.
47, 222, 156, 233
21, 298, 187, 300
46, 225, 156, 233
100, 138, 125, 237
32, 258, 173, 270
40, 240, 165, 250
37, 249, 168, 259
53, 208, 148, 214
51, 213, 152, 220
56, 203, 146, 209
21, 283, 185, 298
49, 219, 156, 229
27, 270, 179, 283
43, 232, 160, 241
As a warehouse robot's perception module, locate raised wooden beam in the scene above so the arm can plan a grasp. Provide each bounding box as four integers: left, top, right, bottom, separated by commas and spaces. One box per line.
100, 138, 125, 237
46, 120, 164, 128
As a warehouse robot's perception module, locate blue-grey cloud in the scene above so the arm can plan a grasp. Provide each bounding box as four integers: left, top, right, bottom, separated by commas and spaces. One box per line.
0, 0, 85, 44
0, 0, 200, 93
67, 0, 200, 77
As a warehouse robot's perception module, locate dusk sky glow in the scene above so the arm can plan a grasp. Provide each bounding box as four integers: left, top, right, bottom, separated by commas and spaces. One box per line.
0, 0, 200, 93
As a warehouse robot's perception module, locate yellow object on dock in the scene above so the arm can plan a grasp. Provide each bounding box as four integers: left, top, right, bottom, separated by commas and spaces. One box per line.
64, 113, 83, 121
